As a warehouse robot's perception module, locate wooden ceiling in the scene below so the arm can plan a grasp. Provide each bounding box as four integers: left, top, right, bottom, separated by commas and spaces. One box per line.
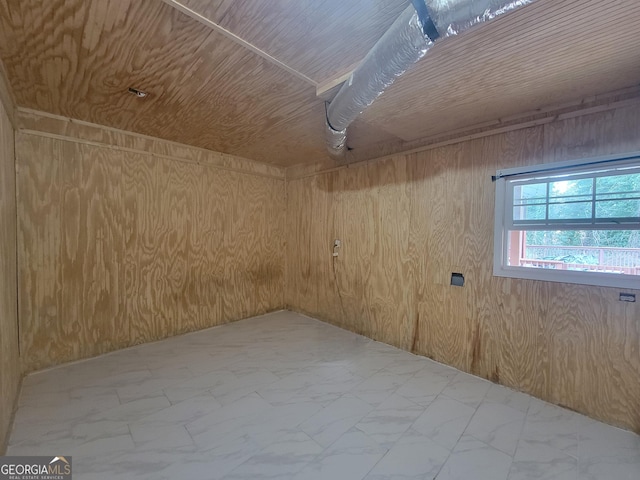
0, 0, 639, 168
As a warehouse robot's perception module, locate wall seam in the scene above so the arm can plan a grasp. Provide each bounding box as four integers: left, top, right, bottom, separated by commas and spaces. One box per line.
16, 108, 285, 178
18, 130, 285, 182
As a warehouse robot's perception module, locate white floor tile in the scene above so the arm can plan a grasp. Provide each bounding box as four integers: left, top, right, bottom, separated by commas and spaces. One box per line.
508, 439, 578, 480
412, 395, 476, 450
436, 435, 513, 480
351, 370, 414, 406
395, 367, 453, 406
578, 419, 640, 480
365, 428, 450, 479
355, 394, 424, 448
292, 429, 387, 480
441, 371, 491, 408
8, 311, 639, 480
483, 384, 532, 413
300, 395, 374, 447
225, 431, 323, 479
464, 402, 525, 455
521, 398, 580, 458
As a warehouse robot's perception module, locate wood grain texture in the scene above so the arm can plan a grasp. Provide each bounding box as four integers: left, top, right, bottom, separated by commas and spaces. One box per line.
287, 88, 640, 179
0, 58, 14, 125
162, 0, 317, 86
0, 83, 19, 454
0, 0, 326, 167
16, 126, 285, 373
285, 171, 315, 315
3, 0, 640, 168
177, 0, 407, 85
15, 109, 286, 180
285, 102, 640, 433
362, 0, 640, 144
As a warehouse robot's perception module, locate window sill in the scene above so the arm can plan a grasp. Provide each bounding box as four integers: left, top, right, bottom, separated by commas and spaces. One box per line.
493, 265, 640, 290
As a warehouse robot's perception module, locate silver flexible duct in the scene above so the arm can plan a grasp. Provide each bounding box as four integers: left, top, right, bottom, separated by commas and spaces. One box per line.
325, 0, 532, 158
428, 0, 532, 37
325, 6, 432, 157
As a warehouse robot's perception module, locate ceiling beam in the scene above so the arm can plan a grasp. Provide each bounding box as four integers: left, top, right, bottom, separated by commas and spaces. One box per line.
161, 0, 317, 87
315, 62, 360, 101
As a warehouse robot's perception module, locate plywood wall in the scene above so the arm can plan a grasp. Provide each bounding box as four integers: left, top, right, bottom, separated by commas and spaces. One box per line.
286, 104, 640, 433
16, 116, 285, 373
0, 82, 19, 453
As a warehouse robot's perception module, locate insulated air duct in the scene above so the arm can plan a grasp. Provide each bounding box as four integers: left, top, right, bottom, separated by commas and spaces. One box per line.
325, 0, 532, 158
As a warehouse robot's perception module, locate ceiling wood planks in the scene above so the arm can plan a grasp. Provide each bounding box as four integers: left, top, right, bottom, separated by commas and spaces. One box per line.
361, 0, 640, 142
161, 0, 318, 86
177, 0, 407, 85
1, 0, 639, 167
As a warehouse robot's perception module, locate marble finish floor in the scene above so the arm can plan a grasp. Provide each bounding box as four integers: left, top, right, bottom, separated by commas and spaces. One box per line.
8, 311, 640, 479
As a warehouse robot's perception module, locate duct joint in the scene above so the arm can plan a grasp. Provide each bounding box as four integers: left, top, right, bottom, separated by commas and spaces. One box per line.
411, 0, 440, 42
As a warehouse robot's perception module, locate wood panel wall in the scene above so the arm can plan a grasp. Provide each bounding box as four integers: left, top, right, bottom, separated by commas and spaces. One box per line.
16, 113, 285, 373
285, 103, 640, 433
0, 73, 19, 454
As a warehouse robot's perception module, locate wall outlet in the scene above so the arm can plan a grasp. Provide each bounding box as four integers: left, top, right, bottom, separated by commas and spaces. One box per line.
619, 293, 636, 303
451, 273, 464, 287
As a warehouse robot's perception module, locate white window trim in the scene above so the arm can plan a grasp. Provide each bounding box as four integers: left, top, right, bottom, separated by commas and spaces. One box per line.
493, 152, 640, 290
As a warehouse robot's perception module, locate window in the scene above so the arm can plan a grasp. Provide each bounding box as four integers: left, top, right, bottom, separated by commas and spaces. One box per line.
493, 153, 640, 289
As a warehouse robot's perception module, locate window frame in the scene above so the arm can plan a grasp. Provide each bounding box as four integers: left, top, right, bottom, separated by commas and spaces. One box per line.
493, 152, 640, 290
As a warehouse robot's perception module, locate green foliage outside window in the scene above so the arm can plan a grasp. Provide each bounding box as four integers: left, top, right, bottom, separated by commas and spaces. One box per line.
521, 172, 640, 249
